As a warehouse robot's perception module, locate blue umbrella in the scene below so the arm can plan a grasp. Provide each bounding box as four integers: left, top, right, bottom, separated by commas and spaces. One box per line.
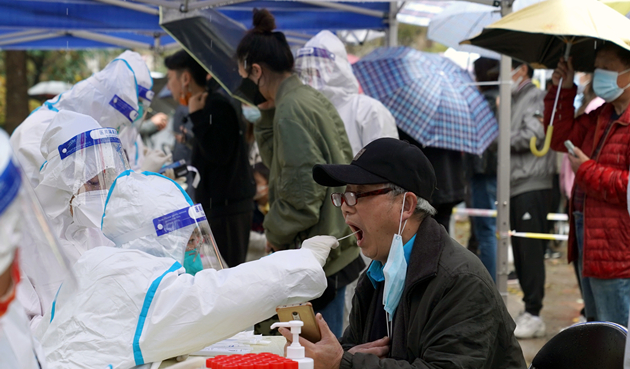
352, 47, 498, 155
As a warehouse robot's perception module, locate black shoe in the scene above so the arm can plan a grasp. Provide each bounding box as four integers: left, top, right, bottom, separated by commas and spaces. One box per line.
508, 271, 518, 280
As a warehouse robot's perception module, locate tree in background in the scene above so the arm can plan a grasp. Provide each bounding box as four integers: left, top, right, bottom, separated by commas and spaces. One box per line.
346, 24, 447, 58
1, 50, 95, 134
4, 51, 29, 135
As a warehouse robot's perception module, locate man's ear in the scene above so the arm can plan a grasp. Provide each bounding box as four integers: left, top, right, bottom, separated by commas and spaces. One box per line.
403, 192, 417, 218
180, 70, 191, 86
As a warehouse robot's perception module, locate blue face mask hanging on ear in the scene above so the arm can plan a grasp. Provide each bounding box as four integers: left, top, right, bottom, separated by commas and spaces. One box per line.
382, 192, 408, 334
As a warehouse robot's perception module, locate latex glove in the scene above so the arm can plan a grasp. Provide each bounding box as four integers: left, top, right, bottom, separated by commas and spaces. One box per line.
140, 149, 172, 172
300, 236, 339, 267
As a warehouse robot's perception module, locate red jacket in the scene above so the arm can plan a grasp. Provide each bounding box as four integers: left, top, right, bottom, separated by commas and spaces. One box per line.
544, 85, 630, 279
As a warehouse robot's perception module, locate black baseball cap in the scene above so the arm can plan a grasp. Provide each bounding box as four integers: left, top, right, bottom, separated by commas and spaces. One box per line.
312, 138, 436, 202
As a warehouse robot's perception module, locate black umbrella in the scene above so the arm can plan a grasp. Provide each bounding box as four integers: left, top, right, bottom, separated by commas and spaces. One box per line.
160, 7, 257, 104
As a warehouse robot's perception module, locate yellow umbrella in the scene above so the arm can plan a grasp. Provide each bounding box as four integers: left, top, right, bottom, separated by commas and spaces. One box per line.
603, 0, 630, 16
462, 0, 630, 156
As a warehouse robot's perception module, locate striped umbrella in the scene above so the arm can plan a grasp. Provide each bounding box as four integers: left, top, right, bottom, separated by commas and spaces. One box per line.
352, 47, 498, 155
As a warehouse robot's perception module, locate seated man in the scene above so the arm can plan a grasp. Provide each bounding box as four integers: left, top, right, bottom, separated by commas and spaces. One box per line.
285, 138, 526, 369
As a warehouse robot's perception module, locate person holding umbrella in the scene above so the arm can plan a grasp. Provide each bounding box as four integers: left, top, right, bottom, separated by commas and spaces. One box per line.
235, 9, 363, 337
545, 43, 630, 326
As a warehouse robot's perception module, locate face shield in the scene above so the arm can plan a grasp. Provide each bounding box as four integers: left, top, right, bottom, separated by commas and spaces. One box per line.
102, 171, 225, 273
107, 202, 225, 274
0, 129, 76, 318
113, 51, 154, 126
39, 128, 130, 227
295, 47, 337, 90
158, 204, 226, 274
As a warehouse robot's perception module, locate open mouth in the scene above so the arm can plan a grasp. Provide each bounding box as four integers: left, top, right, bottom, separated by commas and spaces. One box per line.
348, 224, 364, 243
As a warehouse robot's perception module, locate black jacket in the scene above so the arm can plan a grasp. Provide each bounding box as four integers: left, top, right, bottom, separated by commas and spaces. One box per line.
340, 217, 526, 369
188, 89, 255, 217
398, 129, 465, 206
466, 88, 499, 177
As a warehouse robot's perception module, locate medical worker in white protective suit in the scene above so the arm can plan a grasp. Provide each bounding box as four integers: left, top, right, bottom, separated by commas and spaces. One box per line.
20, 111, 130, 331
115, 50, 172, 172
294, 30, 398, 156
36, 170, 335, 369
10, 51, 162, 188
0, 128, 76, 368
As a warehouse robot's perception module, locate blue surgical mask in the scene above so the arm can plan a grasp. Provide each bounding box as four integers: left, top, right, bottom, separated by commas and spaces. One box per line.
184, 249, 203, 276
382, 193, 408, 331
593, 68, 630, 103
135, 104, 144, 123
510, 67, 523, 94
242, 105, 261, 123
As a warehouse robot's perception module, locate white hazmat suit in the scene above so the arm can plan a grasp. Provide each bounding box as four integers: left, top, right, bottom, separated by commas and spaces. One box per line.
22, 111, 130, 330
114, 50, 171, 172
0, 128, 76, 369
37, 171, 334, 369
10, 56, 140, 188
295, 31, 399, 156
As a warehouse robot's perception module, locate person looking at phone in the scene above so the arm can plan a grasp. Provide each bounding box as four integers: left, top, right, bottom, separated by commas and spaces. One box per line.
165, 50, 255, 267
284, 138, 526, 369
544, 42, 630, 326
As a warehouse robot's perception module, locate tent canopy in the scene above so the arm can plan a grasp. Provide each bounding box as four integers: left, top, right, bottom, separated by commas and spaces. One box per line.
0, 0, 393, 50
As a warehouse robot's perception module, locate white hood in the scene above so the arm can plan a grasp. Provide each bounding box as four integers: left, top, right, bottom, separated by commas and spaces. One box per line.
295, 30, 359, 104
36, 111, 103, 222
102, 171, 194, 264
114, 51, 154, 105
43, 58, 140, 130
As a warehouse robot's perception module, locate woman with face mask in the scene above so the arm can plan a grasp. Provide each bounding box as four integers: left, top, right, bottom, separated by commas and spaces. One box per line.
164, 50, 256, 269
235, 9, 363, 337
26, 110, 129, 328
543, 42, 630, 326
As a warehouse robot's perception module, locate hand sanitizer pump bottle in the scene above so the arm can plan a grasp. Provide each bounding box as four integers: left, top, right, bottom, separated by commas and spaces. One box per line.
270, 320, 314, 369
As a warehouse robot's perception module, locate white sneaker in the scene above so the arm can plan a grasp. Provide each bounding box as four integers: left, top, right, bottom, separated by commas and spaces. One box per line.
514, 312, 546, 339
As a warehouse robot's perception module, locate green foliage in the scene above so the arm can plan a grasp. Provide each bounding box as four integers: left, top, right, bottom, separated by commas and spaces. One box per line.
0, 75, 5, 127
345, 24, 448, 58
26, 50, 92, 86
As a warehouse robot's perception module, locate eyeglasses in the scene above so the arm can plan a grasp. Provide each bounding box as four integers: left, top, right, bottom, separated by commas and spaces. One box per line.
331, 188, 393, 208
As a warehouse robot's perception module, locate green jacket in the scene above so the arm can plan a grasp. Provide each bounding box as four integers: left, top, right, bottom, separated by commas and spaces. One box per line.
340, 217, 526, 369
255, 75, 358, 276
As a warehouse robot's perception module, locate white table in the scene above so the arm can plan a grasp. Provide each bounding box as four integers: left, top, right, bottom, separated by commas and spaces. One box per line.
160, 336, 287, 368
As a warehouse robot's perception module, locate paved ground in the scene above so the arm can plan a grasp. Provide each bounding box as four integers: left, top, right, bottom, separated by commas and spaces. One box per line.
453, 218, 583, 365
507, 255, 582, 364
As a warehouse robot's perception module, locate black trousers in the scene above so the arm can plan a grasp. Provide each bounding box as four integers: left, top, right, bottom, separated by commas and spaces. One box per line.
209, 210, 252, 268
433, 201, 461, 234
510, 189, 552, 316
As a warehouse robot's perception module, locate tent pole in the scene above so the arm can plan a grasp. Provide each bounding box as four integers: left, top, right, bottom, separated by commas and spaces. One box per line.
297, 1, 385, 18
93, 0, 159, 15
71, 31, 151, 49
386, 2, 398, 47
0, 30, 45, 41
496, 0, 513, 305
0, 32, 63, 47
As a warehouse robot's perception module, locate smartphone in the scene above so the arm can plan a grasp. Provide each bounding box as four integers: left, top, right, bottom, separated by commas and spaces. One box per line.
276, 302, 321, 342
564, 140, 577, 157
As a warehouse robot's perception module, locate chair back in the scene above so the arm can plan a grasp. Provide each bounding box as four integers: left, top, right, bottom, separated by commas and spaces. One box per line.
529, 322, 627, 369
